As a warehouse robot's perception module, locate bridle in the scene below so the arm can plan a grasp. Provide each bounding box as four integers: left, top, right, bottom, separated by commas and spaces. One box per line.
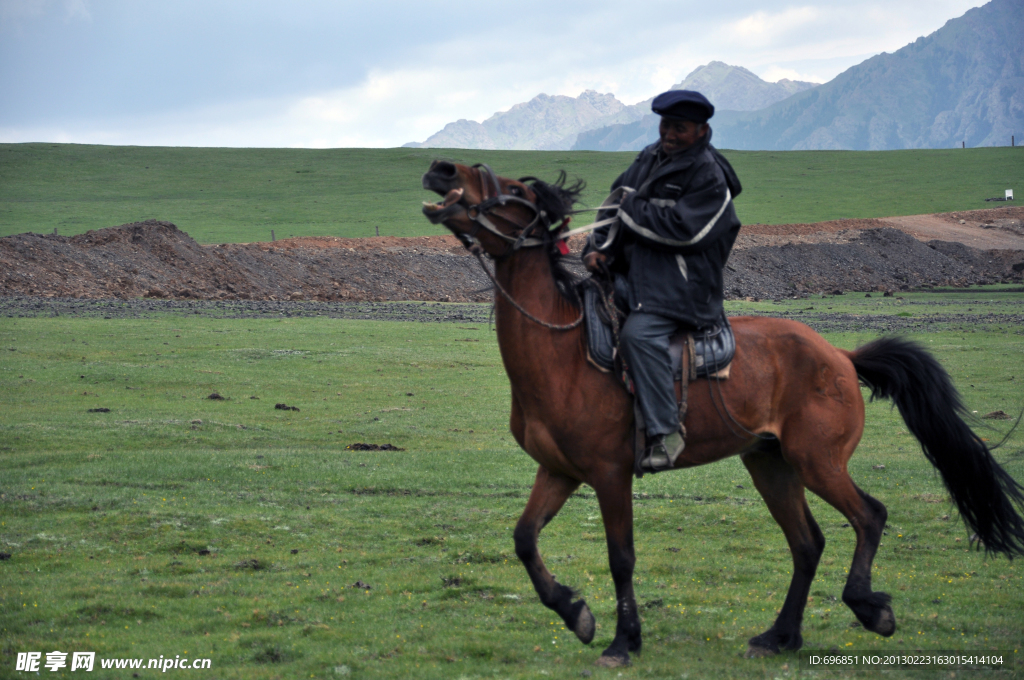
433, 163, 619, 256
455, 164, 560, 257
451, 164, 585, 330
435, 164, 626, 331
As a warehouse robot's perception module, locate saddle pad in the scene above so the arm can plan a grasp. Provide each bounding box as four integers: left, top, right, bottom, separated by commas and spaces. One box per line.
583, 284, 615, 373
583, 283, 735, 379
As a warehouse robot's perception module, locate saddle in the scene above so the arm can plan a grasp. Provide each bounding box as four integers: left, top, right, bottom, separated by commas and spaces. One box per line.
581, 278, 736, 477
582, 279, 735, 379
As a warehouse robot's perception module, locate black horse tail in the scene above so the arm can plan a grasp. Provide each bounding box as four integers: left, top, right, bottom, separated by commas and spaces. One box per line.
849, 336, 1024, 558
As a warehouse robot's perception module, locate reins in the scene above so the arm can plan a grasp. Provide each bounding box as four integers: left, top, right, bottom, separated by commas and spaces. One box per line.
470, 247, 584, 331
459, 164, 764, 440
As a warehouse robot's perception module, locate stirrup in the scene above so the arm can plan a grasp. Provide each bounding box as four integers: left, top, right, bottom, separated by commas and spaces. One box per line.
639, 431, 685, 473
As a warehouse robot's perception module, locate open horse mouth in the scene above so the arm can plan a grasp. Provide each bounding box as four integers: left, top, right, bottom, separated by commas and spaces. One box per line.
421, 161, 467, 224
421, 187, 464, 223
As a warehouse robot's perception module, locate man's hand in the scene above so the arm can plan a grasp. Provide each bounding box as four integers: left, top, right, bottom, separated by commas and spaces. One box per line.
582, 251, 608, 273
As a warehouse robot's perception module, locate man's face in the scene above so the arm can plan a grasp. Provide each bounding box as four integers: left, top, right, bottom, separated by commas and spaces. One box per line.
659, 117, 708, 154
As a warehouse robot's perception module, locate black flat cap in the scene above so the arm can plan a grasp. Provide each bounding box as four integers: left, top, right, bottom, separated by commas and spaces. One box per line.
651, 90, 714, 123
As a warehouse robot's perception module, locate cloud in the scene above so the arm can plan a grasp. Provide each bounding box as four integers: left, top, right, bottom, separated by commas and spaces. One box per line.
62, 0, 88, 22
0, 64, 520, 148
702, 1, 984, 86
730, 6, 821, 47
757, 66, 823, 84
0, 0, 89, 26
285, 68, 489, 147
0, 0, 991, 147
0, 0, 49, 23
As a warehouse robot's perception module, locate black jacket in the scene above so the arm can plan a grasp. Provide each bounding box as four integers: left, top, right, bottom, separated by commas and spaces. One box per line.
585, 129, 742, 327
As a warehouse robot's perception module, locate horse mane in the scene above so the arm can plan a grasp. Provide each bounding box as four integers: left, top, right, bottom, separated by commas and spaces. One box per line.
521, 171, 586, 305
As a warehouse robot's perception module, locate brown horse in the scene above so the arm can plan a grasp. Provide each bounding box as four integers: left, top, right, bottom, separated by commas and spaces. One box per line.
420, 161, 1024, 667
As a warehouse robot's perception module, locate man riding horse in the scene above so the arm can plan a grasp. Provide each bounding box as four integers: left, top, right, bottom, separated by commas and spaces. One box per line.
421, 148, 1024, 666
583, 89, 743, 474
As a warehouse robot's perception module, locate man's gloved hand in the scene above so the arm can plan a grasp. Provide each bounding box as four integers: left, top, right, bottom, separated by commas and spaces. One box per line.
582, 251, 608, 273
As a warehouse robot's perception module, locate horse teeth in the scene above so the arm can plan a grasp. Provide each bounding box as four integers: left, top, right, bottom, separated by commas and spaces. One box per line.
422, 188, 462, 213
443, 188, 464, 206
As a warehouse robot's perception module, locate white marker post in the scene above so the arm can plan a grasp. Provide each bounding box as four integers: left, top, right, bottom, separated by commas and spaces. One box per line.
1007, 190, 1014, 201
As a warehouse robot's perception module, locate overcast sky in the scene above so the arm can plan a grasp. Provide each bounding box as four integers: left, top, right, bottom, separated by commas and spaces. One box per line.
0, 0, 985, 148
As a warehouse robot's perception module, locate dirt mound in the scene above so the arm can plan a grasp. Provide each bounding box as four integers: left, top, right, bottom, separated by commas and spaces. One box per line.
2, 207, 1022, 303
726, 227, 1023, 298
0, 220, 491, 303
252, 234, 466, 253
741, 217, 894, 236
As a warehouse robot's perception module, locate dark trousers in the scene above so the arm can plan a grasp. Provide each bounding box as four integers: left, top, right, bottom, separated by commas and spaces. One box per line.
619, 311, 685, 437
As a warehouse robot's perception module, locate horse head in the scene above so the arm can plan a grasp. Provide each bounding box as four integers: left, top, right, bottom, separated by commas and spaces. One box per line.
421, 161, 582, 258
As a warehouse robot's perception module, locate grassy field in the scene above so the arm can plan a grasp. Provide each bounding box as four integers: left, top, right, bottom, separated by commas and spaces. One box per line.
1, 143, 1020, 243
1, 290, 1022, 679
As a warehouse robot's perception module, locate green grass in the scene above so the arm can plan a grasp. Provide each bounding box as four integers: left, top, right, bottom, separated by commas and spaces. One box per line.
1, 144, 1020, 243
1, 291, 1023, 679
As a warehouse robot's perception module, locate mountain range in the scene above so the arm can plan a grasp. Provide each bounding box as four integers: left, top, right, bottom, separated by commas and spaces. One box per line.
404, 90, 642, 151
404, 62, 817, 151
577, 0, 1023, 151
408, 0, 1023, 152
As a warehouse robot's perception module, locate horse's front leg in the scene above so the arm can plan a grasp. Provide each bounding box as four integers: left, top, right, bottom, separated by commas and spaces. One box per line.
513, 466, 596, 645
593, 470, 641, 667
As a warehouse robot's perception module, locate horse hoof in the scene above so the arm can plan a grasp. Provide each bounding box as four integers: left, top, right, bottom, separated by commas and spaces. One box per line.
781, 632, 803, 651
745, 644, 777, 659
871, 605, 897, 637
746, 633, 780, 658
572, 601, 596, 645
595, 654, 630, 668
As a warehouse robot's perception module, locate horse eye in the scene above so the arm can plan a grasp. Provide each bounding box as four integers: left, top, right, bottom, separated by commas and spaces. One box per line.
508, 186, 523, 197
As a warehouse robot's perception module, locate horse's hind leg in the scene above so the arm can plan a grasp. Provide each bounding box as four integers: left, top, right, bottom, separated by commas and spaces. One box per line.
806, 476, 894, 637
513, 466, 596, 645
741, 441, 826, 656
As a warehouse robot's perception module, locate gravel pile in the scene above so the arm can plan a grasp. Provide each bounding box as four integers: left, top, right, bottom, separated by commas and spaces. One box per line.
0, 221, 492, 303
726, 227, 1024, 299
2, 216, 1022, 304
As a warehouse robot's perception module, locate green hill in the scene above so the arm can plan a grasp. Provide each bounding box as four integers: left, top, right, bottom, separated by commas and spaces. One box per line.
1, 143, 1020, 243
